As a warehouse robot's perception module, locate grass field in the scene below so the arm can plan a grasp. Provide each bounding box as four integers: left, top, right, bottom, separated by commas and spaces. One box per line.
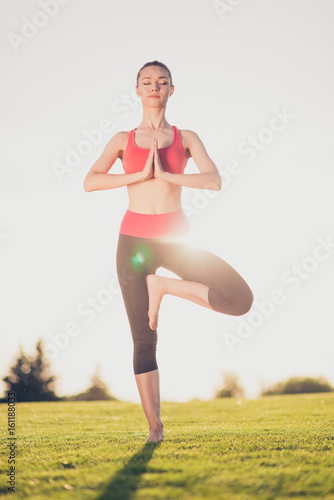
1, 392, 334, 499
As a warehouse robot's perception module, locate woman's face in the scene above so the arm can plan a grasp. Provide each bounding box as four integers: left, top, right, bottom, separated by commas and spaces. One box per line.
136, 66, 174, 106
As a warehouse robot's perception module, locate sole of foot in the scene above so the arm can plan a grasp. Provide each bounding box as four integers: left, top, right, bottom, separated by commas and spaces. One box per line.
146, 274, 163, 330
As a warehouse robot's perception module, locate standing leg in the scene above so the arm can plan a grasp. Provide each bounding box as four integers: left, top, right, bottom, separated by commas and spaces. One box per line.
116, 233, 164, 442
134, 369, 164, 442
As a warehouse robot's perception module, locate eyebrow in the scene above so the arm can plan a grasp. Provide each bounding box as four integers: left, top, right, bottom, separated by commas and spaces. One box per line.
142, 76, 168, 80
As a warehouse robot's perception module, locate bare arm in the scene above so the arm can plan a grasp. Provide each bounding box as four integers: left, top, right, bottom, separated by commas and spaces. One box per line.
162, 130, 221, 191
83, 132, 143, 192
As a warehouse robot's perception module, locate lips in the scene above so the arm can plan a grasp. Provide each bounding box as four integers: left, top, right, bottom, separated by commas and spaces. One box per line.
149, 96, 160, 98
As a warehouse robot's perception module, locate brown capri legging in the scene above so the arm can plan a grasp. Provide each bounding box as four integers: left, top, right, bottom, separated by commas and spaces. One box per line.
116, 231, 253, 375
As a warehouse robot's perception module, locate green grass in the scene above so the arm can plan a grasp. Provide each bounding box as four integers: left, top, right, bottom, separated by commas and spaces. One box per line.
1, 392, 334, 499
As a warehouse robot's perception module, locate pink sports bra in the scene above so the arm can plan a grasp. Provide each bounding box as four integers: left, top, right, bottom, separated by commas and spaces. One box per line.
122, 125, 186, 175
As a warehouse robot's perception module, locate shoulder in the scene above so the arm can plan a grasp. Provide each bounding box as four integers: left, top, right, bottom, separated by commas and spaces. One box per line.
177, 129, 203, 150
178, 129, 201, 143
115, 130, 132, 143
105, 130, 132, 158
106, 130, 131, 147
176, 129, 199, 160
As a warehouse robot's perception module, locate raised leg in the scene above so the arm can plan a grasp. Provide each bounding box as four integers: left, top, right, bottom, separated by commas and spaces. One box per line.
146, 240, 254, 330
146, 274, 214, 330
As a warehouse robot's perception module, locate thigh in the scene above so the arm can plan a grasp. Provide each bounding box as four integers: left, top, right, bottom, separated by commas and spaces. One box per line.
158, 239, 251, 305
116, 234, 161, 333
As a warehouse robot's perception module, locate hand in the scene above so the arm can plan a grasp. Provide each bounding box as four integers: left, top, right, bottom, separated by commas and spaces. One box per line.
140, 140, 154, 181
153, 138, 166, 179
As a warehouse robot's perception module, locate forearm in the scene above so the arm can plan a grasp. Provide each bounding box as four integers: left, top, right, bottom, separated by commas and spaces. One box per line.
84, 171, 143, 192
162, 171, 221, 190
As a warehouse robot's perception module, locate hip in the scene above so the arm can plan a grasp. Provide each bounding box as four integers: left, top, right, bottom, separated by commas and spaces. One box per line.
119, 207, 190, 239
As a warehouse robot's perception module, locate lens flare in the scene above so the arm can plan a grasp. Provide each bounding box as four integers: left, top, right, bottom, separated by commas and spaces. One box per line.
130, 244, 152, 271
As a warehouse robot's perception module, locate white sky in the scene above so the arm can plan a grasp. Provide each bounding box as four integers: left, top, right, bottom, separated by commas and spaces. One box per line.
1, 0, 334, 403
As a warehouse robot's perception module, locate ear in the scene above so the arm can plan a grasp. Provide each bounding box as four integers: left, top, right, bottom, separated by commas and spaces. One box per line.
169, 85, 175, 97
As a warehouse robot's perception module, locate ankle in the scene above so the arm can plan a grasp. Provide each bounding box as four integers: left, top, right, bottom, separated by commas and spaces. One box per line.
148, 274, 165, 297
148, 418, 163, 431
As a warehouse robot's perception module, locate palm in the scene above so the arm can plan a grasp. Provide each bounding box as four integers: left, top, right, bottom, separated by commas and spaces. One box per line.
153, 139, 165, 179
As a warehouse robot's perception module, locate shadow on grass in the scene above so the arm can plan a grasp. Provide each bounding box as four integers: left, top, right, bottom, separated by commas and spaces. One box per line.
95, 441, 162, 500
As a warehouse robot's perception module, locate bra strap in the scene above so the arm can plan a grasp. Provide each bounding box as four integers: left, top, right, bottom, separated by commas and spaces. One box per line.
174, 125, 182, 145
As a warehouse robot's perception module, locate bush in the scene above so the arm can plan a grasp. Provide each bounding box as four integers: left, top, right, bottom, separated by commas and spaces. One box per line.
215, 371, 244, 398
261, 376, 334, 395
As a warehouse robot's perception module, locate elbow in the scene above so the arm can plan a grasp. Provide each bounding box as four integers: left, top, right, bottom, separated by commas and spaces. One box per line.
205, 173, 221, 191
215, 180, 222, 191
83, 175, 93, 192
212, 173, 222, 191
83, 180, 91, 192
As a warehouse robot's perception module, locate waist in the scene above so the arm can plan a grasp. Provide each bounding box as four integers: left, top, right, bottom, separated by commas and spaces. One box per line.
119, 208, 190, 239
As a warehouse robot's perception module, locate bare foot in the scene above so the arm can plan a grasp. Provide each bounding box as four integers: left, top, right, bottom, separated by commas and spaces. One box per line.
146, 274, 164, 330
146, 423, 164, 442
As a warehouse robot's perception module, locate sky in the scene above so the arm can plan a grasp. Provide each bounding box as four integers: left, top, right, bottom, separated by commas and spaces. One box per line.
1, 0, 334, 404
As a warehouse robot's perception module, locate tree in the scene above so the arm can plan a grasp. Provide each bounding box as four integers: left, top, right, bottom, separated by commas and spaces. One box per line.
68, 364, 118, 401
215, 371, 244, 398
2, 339, 58, 402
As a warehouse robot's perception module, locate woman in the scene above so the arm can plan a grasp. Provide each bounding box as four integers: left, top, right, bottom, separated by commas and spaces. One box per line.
84, 60, 254, 443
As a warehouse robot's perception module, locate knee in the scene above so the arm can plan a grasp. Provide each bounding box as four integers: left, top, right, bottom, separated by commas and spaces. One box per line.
134, 355, 158, 375
208, 286, 254, 316
234, 289, 254, 316
133, 330, 158, 375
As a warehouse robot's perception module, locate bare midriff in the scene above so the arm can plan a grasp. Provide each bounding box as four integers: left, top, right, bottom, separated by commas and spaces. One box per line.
126, 179, 182, 214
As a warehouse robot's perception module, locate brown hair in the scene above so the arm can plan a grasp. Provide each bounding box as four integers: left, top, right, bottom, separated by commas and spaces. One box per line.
136, 60, 173, 87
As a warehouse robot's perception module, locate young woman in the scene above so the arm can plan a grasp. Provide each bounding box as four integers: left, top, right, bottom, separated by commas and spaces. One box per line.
84, 60, 254, 443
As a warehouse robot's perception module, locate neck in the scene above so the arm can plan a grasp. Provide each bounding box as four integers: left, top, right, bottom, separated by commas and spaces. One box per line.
137, 107, 170, 130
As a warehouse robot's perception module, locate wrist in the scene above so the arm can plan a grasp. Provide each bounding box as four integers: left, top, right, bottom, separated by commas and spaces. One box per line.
137, 170, 146, 182
162, 171, 171, 182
